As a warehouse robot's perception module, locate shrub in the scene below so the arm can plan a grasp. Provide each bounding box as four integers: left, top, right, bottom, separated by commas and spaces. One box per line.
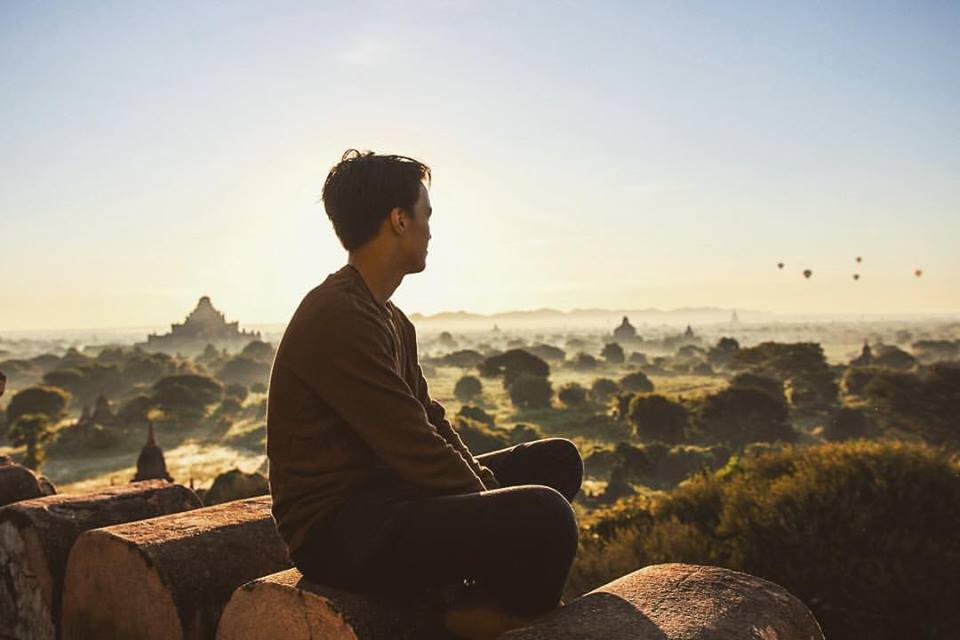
589, 378, 621, 403
478, 349, 550, 386
619, 371, 654, 393
558, 383, 588, 407
152, 374, 223, 421
225, 384, 249, 402
454, 375, 483, 402
457, 405, 495, 426
571, 353, 599, 372
601, 343, 625, 365
696, 386, 795, 447
628, 394, 688, 444
5, 386, 70, 426
507, 373, 553, 409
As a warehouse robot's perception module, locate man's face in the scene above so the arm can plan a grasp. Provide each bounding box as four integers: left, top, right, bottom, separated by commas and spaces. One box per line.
401, 182, 432, 273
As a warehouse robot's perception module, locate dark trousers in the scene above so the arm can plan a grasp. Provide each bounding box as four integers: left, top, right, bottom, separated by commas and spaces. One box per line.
292, 437, 583, 616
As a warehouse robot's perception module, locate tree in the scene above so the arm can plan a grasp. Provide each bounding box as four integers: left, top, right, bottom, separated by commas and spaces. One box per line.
601, 343, 625, 365
241, 340, 275, 363
707, 337, 740, 368
478, 349, 550, 387
152, 374, 223, 421
442, 349, 485, 368
216, 356, 270, 387
454, 375, 483, 402
619, 371, 654, 393
5, 386, 70, 427
590, 378, 620, 404
697, 386, 794, 447
628, 394, 689, 444
558, 382, 588, 407
865, 363, 960, 447
225, 384, 249, 402
571, 353, 599, 372
507, 373, 553, 409
527, 344, 566, 362
824, 407, 872, 441
729, 372, 784, 400
8, 414, 53, 470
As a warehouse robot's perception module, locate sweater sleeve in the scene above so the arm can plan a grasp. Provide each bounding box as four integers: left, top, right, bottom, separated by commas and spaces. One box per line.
278, 296, 485, 496
400, 315, 501, 491
414, 363, 502, 491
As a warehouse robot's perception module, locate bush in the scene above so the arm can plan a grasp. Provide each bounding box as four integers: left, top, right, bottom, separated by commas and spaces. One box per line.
628, 395, 689, 444
823, 406, 873, 441
204, 468, 269, 506
729, 372, 784, 400
457, 405, 495, 426
696, 386, 795, 447
454, 375, 483, 402
655, 442, 960, 640
619, 372, 654, 393
864, 362, 960, 446
507, 373, 553, 409
216, 356, 270, 387
442, 349, 485, 368
152, 374, 223, 421
250, 382, 268, 394
454, 417, 510, 454
571, 353, 599, 372
478, 349, 550, 386
601, 343, 625, 365
225, 384, 249, 402
589, 378, 621, 404
5, 386, 70, 427
558, 383, 588, 407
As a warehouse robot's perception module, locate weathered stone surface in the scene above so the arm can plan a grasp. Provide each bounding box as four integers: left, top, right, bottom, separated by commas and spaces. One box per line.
0, 458, 56, 508
61, 495, 291, 640
217, 568, 451, 640
500, 563, 824, 640
0, 480, 201, 640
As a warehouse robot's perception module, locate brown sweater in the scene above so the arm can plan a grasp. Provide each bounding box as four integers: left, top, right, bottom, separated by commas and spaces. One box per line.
266, 264, 499, 556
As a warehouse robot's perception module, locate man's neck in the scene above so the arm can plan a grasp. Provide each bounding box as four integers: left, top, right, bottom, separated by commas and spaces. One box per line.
347, 254, 404, 308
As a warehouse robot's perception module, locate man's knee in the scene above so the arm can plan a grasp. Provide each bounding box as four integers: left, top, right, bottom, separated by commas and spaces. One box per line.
538, 437, 584, 499
517, 485, 579, 549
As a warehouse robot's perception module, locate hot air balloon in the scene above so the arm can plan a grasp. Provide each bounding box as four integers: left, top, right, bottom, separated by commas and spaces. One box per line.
915, 269, 923, 278
777, 262, 784, 270
803, 269, 813, 279
856, 256, 862, 263
853, 274, 860, 280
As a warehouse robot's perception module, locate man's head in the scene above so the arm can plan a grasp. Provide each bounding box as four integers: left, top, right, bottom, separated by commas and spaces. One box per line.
321, 149, 433, 274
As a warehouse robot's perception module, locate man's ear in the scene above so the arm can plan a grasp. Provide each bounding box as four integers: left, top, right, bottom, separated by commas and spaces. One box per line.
389, 207, 408, 234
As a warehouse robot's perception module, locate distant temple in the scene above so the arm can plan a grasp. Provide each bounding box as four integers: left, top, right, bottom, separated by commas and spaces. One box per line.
140, 296, 259, 354
613, 316, 637, 342
132, 422, 173, 483
851, 340, 873, 367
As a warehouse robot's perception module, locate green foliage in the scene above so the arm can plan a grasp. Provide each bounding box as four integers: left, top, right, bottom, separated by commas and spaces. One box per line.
507, 372, 553, 409
42, 363, 123, 407
601, 342, 625, 364
123, 350, 179, 385
240, 340, 276, 363
6, 385, 70, 427
619, 371, 654, 393
457, 405, 495, 426
628, 394, 688, 444
732, 341, 838, 412
865, 362, 960, 446
478, 349, 550, 386
872, 345, 917, 370
589, 378, 620, 404
117, 395, 156, 424
696, 385, 795, 447
823, 406, 873, 441
729, 372, 784, 400
558, 382, 588, 407
841, 365, 883, 396
575, 441, 960, 640
216, 356, 270, 387
527, 343, 566, 362
152, 374, 223, 421
442, 349, 485, 368
453, 375, 483, 402
249, 382, 268, 394
571, 352, 599, 372
225, 383, 249, 402
8, 414, 53, 470
707, 337, 740, 368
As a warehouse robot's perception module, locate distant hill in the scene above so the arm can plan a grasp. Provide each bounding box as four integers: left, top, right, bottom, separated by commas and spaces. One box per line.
406, 307, 770, 330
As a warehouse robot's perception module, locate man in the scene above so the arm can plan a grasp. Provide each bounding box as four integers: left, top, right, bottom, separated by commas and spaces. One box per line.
267, 149, 583, 640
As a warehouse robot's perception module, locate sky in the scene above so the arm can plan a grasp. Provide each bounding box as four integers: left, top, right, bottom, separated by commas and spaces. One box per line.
1, 1, 958, 331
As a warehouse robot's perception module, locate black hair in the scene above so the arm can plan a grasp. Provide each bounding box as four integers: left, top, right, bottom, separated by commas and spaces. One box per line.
320, 149, 431, 251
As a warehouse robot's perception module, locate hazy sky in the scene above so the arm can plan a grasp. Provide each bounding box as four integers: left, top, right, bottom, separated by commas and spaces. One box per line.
2, 1, 958, 331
